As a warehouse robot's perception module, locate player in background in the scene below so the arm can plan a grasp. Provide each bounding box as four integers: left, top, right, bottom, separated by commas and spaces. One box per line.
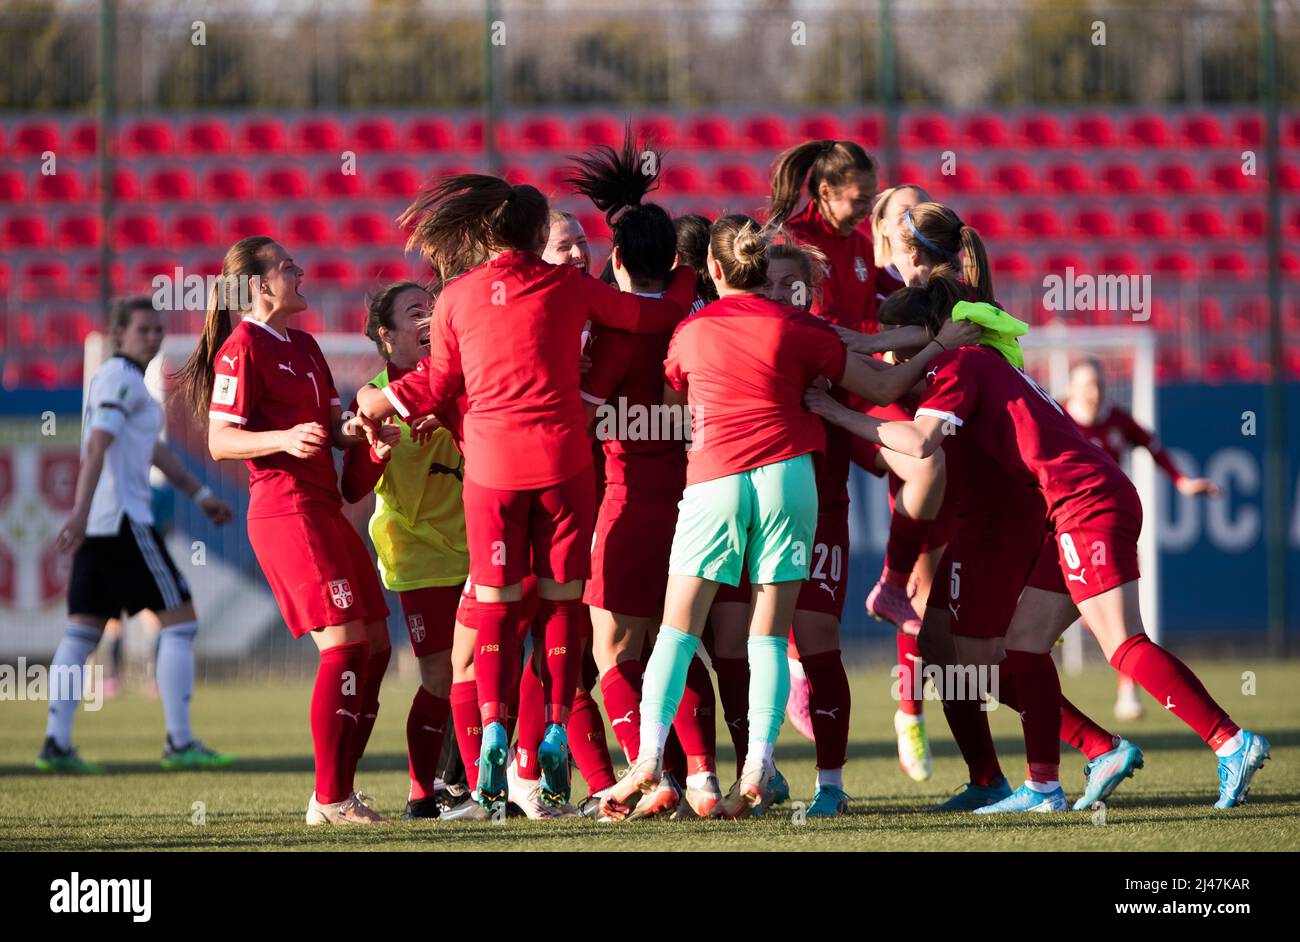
601, 215, 979, 819
176, 237, 391, 825
43, 297, 236, 774
1065, 356, 1221, 720
674, 213, 718, 310
340, 281, 468, 820
816, 273, 1269, 812
563, 135, 721, 819
356, 174, 696, 812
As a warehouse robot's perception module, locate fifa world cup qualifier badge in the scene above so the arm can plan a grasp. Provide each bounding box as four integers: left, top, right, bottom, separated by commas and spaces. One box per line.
328, 579, 354, 609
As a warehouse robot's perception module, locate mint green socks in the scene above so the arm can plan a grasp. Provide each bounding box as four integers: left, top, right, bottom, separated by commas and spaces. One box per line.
638, 625, 700, 760
745, 635, 790, 774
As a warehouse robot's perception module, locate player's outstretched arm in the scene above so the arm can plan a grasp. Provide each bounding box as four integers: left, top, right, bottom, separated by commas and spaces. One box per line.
835, 319, 980, 406
355, 383, 397, 423
833, 323, 932, 357
55, 428, 113, 554
150, 442, 233, 524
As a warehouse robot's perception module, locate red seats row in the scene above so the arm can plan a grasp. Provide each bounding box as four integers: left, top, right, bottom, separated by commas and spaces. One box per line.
885, 159, 1300, 196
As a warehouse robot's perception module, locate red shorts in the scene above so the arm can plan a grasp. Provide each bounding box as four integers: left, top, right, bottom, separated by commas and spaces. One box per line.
398, 585, 461, 657
710, 510, 849, 620
462, 467, 596, 587
583, 496, 678, 618
926, 489, 1047, 640
455, 573, 540, 635
887, 472, 958, 553
247, 509, 388, 638
1026, 496, 1143, 605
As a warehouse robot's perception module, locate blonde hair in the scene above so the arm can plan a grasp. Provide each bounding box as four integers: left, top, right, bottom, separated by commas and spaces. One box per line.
895, 201, 993, 303
709, 214, 773, 291
871, 184, 932, 268
766, 234, 828, 309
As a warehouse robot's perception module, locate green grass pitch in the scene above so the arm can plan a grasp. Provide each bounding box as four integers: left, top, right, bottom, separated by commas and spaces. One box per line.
2, 660, 1295, 851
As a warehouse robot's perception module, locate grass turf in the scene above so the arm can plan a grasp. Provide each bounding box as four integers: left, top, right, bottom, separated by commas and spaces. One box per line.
1, 660, 1295, 851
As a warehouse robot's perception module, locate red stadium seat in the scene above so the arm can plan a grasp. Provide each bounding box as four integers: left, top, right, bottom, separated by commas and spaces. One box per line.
1182, 207, 1227, 240
1284, 115, 1300, 147
286, 212, 333, 245
1129, 207, 1173, 240
1098, 251, 1142, 275
516, 116, 569, 151
262, 166, 310, 200
1207, 252, 1251, 280
659, 164, 706, 195
715, 163, 765, 196
941, 161, 984, 194
60, 356, 85, 386
1236, 207, 1266, 239
461, 117, 509, 153
1099, 162, 1143, 194
1205, 345, 1262, 383
632, 114, 679, 150
850, 115, 883, 148
575, 116, 621, 149
990, 162, 1037, 194
1181, 114, 1225, 148
4, 215, 49, 248
796, 113, 846, 141
0, 170, 21, 202
341, 212, 392, 246
741, 114, 790, 150
1279, 162, 1300, 193
3, 358, 61, 390
311, 258, 356, 285
205, 167, 253, 202
240, 119, 287, 154
77, 260, 125, 295
121, 119, 173, 156
1045, 162, 1092, 195
353, 117, 400, 152
1198, 298, 1226, 331
1153, 162, 1198, 194
227, 212, 274, 241
68, 120, 99, 158
963, 206, 1008, 240
180, 119, 230, 155
685, 115, 737, 150
145, 168, 195, 202
1042, 252, 1086, 276
1072, 113, 1119, 148
1018, 208, 1064, 240
22, 261, 68, 300
577, 211, 611, 241
962, 113, 1010, 148
57, 215, 102, 249
501, 164, 537, 187
889, 161, 928, 191
35, 169, 82, 202
173, 214, 220, 249
991, 251, 1031, 280
298, 118, 344, 153
1017, 114, 1064, 149
1127, 114, 1174, 148
1211, 162, 1257, 193
406, 117, 456, 152
902, 113, 955, 149
365, 258, 414, 285
1232, 114, 1263, 148
373, 164, 421, 199
114, 214, 163, 248
1155, 347, 1189, 383
1152, 251, 1196, 281
12, 121, 59, 157
1073, 208, 1116, 239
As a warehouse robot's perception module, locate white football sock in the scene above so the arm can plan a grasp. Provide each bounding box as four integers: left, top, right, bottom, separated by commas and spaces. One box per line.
817, 767, 844, 790
157, 622, 198, 746
1214, 731, 1245, 757
44, 624, 102, 750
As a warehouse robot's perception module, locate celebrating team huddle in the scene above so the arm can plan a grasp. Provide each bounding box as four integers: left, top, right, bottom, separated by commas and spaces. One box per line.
48, 127, 1271, 826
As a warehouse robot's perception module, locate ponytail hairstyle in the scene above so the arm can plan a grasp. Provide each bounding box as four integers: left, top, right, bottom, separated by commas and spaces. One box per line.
768, 139, 877, 227
895, 201, 993, 303
365, 280, 431, 359
766, 233, 829, 309
399, 173, 549, 281
108, 296, 155, 352
876, 274, 967, 336
871, 184, 932, 269
174, 235, 275, 424
673, 213, 716, 303
561, 129, 677, 287
709, 214, 773, 292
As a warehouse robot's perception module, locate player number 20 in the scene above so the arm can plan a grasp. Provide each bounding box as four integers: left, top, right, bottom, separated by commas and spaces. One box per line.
811, 543, 842, 582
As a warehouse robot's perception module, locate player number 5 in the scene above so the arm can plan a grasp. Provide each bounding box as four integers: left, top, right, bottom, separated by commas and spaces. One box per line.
949, 561, 961, 599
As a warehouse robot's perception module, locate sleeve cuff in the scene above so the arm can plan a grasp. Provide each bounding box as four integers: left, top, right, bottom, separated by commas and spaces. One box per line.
208, 411, 248, 426
915, 407, 962, 427
381, 384, 410, 419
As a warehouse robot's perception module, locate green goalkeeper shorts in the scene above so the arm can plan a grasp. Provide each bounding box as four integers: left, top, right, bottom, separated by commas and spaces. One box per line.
668, 453, 818, 587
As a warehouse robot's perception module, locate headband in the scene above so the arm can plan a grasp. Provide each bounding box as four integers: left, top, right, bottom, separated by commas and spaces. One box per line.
904, 208, 958, 262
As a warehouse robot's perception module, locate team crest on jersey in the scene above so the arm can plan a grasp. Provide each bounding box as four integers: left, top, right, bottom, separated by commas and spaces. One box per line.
328, 579, 354, 609
407, 613, 426, 643
854, 257, 868, 282
212, 375, 238, 406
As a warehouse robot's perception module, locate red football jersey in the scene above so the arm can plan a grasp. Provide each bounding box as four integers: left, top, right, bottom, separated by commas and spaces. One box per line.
785, 201, 878, 332
209, 318, 342, 519
917, 345, 1133, 529
383, 252, 695, 491
665, 294, 848, 487
580, 305, 687, 502
1069, 403, 1185, 483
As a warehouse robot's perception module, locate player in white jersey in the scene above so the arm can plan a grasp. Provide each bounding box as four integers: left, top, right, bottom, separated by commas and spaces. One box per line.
39, 298, 236, 773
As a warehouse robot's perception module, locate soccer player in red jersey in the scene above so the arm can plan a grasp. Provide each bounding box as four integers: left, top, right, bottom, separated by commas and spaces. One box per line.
175, 237, 390, 825
355, 174, 696, 813
1065, 356, 1221, 720
601, 216, 979, 820
811, 273, 1270, 813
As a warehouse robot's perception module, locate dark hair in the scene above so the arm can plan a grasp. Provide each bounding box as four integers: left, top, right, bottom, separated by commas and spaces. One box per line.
674, 213, 716, 302
365, 281, 430, 358
174, 235, 276, 423
876, 275, 967, 334
108, 296, 155, 350
561, 128, 677, 287
709, 214, 772, 291
399, 173, 549, 280
768, 140, 877, 227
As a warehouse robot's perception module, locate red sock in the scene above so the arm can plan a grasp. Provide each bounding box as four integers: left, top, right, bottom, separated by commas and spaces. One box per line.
311, 642, 368, 804
515, 658, 546, 781
406, 686, 450, 800
351, 645, 391, 772
538, 598, 583, 725
599, 660, 643, 764
569, 687, 617, 793
449, 680, 482, 791
884, 513, 932, 583
1110, 634, 1239, 750
475, 601, 521, 725
896, 633, 923, 716
940, 696, 1002, 787
673, 655, 716, 773
802, 649, 851, 771
998, 669, 1116, 761
664, 727, 688, 783
711, 655, 749, 778
1003, 650, 1061, 783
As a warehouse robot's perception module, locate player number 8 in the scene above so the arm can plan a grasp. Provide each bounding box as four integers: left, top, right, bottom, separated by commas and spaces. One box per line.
1059, 533, 1081, 570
